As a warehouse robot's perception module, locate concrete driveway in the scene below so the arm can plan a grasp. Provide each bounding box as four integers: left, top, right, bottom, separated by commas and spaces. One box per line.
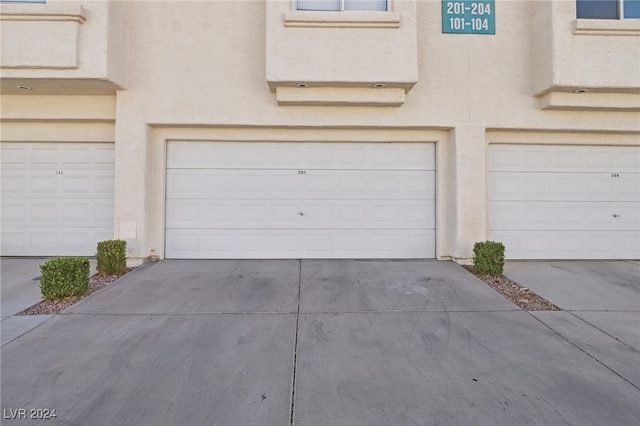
2, 259, 639, 425
504, 260, 640, 392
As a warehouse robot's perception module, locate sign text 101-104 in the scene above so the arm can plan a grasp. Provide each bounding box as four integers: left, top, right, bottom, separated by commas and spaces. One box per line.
442, 0, 495, 35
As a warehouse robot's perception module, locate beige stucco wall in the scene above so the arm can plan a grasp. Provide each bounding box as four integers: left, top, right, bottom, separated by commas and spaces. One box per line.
2, 0, 639, 263
0, 96, 115, 142
265, 0, 419, 104
0, 0, 128, 95
531, 0, 640, 96
107, 0, 640, 129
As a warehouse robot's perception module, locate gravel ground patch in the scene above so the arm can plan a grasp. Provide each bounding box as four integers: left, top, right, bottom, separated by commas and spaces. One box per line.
463, 265, 561, 311
16, 268, 136, 316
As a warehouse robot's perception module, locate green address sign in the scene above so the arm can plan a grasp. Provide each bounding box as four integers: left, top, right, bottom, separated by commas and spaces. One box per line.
442, 0, 495, 34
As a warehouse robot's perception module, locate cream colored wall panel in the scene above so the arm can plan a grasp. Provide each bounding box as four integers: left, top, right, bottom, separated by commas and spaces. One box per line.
0, 96, 116, 121
0, 2, 127, 94
275, 86, 406, 107
1, 14, 82, 69
530, 1, 640, 97
266, 1, 418, 102
167, 141, 435, 170
488, 145, 640, 173
0, 122, 115, 143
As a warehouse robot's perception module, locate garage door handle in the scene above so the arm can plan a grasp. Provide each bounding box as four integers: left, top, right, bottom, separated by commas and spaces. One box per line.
613, 214, 620, 218
298, 212, 305, 216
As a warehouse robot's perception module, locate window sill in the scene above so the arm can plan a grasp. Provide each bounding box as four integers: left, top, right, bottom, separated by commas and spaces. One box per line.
0, 3, 85, 23
284, 11, 400, 28
574, 19, 640, 36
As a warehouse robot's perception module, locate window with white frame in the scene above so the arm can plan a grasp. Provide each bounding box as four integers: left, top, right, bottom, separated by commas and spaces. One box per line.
297, 0, 388, 12
577, 0, 640, 19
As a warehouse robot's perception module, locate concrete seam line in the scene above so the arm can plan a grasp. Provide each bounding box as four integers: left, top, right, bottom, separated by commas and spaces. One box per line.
526, 311, 640, 392
282, 309, 521, 315
0, 315, 55, 348
59, 311, 299, 316
567, 311, 640, 354
290, 259, 303, 426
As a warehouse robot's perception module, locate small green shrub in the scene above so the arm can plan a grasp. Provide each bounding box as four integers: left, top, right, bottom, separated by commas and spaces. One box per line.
96, 239, 127, 276
40, 257, 90, 300
472, 241, 505, 276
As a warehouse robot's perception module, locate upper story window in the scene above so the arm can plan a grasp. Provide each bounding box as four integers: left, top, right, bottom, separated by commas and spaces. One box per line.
577, 0, 640, 19
297, 0, 388, 12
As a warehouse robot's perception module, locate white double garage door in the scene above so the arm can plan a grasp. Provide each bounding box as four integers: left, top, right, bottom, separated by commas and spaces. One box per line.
489, 145, 639, 259
165, 141, 437, 259
2, 142, 638, 260
1, 142, 114, 256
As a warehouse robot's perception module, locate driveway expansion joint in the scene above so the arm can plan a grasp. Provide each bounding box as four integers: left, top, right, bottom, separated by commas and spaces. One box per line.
61, 311, 300, 316
299, 308, 524, 314
289, 259, 302, 426
568, 310, 640, 354
527, 311, 640, 392
1, 315, 54, 348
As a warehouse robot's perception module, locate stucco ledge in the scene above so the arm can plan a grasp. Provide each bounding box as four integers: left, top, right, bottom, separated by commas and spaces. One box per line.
574, 18, 640, 36
537, 91, 640, 111
0, 3, 86, 23
283, 11, 401, 28
276, 86, 406, 106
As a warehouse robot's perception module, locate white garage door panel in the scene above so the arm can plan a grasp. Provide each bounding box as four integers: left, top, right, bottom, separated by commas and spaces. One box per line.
489, 145, 640, 259
489, 173, 639, 202
166, 169, 435, 200
2, 144, 115, 170
1, 143, 115, 256
3, 171, 115, 198
3, 228, 113, 254
3, 199, 114, 226
490, 201, 639, 231
493, 230, 640, 260
166, 229, 435, 259
166, 142, 436, 259
166, 199, 435, 229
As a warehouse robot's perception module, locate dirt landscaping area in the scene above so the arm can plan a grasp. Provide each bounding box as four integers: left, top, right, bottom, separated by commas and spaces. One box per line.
463, 265, 560, 311
17, 268, 136, 316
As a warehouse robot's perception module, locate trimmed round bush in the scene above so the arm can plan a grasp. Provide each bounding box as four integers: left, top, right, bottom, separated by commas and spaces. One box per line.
472, 241, 505, 276
40, 257, 90, 300
96, 239, 127, 276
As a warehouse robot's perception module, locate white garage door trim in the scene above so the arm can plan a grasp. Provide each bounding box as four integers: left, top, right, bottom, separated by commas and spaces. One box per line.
165, 141, 436, 259
1, 142, 115, 256
488, 144, 640, 259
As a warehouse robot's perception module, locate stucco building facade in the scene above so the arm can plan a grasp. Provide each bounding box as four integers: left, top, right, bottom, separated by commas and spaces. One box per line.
1, 0, 639, 264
